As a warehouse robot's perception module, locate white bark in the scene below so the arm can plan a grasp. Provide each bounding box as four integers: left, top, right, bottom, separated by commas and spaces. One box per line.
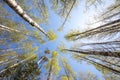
0, 56, 18, 65
0, 24, 45, 41
0, 47, 26, 52
4, 0, 48, 36
37, 56, 45, 64
0, 24, 19, 32
0, 54, 36, 74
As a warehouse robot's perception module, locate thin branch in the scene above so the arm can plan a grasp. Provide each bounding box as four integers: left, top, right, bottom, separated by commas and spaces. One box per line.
75, 55, 120, 75
58, 0, 76, 31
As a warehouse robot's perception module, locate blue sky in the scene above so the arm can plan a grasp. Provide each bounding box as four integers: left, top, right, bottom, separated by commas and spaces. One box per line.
1, 0, 115, 79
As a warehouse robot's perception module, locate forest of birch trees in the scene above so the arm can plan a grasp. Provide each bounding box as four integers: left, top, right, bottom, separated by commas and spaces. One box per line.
0, 0, 120, 80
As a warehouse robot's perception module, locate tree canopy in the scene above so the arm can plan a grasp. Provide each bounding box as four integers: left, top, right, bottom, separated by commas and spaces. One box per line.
0, 0, 120, 80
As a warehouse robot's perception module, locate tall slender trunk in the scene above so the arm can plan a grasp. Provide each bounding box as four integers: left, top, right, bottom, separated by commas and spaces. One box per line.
0, 24, 44, 41
0, 24, 19, 32
61, 57, 77, 80
47, 61, 52, 80
0, 54, 36, 74
0, 47, 25, 52
75, 22, 120, 40
0, 58, 18, 67
90, 11, 120, 24
89, 56, 120, 67
37, 56, 47, 64
75, 18, 120, 36
66, 18, 120, 40
63, 49, 120, 58
101, 3, 120, 17
0, 56, 18, 66
58, 0, 76, 31
61, 59, 69, 80
4, 0, 48, 37
76, 55, 120, 75
81, 40, 120, 46
89, 3, 120, 25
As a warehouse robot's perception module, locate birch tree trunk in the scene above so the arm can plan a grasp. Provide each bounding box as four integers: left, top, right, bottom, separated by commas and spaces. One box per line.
0, 24, 19, 32
47, 62, 52, 80
63, 49, 120, 58
37, 56, 48, 64
76, 55, 120, 75
58, 0, 76, 31
0, 54, 36, 74
4, 0, 48, 37
0, 47, 25, 52
61, 59, 70, 80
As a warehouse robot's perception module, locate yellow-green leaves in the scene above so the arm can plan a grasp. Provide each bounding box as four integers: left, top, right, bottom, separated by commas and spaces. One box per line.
0, 51, 17, 61
74, 54, 86, 58
47, 30, 57, 40
79, 71, 100, 80
58, 42, 66, 52
45, 51, 60, 75
61, 57, 77, 80
61, 76, 68, 80
19, 53, 37, 61
52, 51, 58, 57
45, 59, 60, 75
33, 31, 45, 43
51, 58, 60, 75
65, 30, 81, 40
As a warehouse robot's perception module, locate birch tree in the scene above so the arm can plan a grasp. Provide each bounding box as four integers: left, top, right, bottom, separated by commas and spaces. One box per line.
4, 0, 48, 36
45, 51, 60, 80
65, 1, 120, 40
60, 57, 77, 80
73, 54, 120, 75
61, 48, 120, 58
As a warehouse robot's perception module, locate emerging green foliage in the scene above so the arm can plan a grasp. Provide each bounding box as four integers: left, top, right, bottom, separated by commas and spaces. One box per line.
47, 30, 57, 41
65, 30, 81, 40
61, 75, 68, 80
61, 57, 77, 80
45, 51, 60, 75
57, 42, 66, 52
